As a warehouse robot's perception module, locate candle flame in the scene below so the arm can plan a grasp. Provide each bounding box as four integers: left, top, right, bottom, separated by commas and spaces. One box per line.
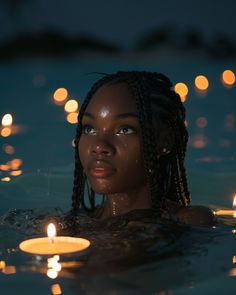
47, 223, 56, 238
233, 195, 236, 209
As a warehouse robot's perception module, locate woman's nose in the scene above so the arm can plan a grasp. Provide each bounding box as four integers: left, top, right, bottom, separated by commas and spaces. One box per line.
91, 138, 115, 156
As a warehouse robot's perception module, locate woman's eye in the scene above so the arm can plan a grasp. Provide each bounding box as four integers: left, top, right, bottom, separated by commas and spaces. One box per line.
82, 125, 96, 135
117, 126, 135, 135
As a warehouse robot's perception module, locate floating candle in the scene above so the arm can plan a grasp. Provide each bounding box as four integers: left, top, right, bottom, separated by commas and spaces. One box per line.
19, 223, 90, 255
214, 195, 236, 217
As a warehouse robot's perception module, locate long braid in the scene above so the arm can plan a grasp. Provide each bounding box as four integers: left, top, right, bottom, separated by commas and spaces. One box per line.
71, 70, 191, 216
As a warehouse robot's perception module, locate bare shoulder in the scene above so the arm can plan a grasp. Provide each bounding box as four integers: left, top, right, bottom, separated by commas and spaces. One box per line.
175, 205, 217, 226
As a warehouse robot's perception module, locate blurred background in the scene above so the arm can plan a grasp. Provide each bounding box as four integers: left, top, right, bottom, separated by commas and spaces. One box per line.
0, 0, 235, 212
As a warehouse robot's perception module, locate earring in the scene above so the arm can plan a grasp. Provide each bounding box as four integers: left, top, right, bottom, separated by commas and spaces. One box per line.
162, 148, 170, 154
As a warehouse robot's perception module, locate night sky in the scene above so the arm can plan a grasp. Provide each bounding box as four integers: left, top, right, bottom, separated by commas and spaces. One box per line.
0, 0, 236, 46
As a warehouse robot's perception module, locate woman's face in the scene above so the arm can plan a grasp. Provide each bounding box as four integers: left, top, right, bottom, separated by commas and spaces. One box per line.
78, 83, 147, 195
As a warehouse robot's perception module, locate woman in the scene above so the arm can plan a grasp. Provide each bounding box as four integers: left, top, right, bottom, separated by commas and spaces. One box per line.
71, 71, 215, 225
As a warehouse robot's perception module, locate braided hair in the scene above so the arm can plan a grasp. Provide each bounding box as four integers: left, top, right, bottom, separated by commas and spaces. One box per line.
71, 71, 191, 216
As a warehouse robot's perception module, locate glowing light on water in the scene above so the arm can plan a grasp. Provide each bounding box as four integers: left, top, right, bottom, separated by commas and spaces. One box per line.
53, 88, 68, 104
229, 268, 236, 276
64, 99, 78, 113
7, 159, 23, 170
51, 284, 62, 295
1, 265, 16, 275
9, 170, 23, 176
190, 134, 208, 149
3, 144, 15, 155
174, 82, 188, 102
1, 114, 13, 126
47, 254, 62, 280
1, 127, 12, 137
47, 268, 58, 279
66, 112, 78, 124
0, 261, 6, 270
196, 117, 208, 128
1, 177, 11, 182
0, 164, 10, 171
221, 70, 235, 86
233, 256, 236, 264
195, 75, 209, 91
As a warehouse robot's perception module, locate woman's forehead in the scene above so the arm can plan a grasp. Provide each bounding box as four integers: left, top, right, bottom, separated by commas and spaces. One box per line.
86, 83, 137, 115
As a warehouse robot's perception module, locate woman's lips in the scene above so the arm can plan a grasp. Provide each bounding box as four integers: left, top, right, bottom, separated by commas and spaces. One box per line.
88, 161, 116, 178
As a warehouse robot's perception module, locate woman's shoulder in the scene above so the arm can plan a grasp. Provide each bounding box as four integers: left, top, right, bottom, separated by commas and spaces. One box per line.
175, 205, 216, 226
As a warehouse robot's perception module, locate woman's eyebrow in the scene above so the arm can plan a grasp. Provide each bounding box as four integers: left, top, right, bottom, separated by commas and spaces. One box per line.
115, 113, 139, 119
84, 112, 95, 119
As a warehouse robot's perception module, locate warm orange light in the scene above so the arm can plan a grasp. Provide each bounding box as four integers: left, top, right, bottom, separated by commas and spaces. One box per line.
196, 117, 208, 128
174, 82, 188, 102
1, 177, 11, 182
0, 261, 6, 270
229, 268, 236, 276
7, 159, 23, 170
1, 114, 13, 126
1, 127, 12, 137
221, 70, 235, 86
2, 266, 16, 275
190, 134, 208, 149
195, 75, 209, 91
0, 164, 10, 171
47, 223, 57, 239
66, 112, 78, 124
51, 284, 62, 295
3, 144, 15, 155
9, 170, 23, 176
53, 88, 68, 104
64, 99, 78, 113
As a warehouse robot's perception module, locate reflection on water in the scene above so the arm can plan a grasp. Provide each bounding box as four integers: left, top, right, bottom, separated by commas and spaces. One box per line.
0, 207, 236, 294
0, 58, 235, 294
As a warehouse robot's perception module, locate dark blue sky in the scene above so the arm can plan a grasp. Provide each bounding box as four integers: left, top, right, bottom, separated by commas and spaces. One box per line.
1, 0, 236, 46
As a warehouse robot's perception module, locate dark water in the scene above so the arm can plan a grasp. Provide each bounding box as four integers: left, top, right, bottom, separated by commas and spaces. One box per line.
1, 207, 236, 295
0, 55, 236, 294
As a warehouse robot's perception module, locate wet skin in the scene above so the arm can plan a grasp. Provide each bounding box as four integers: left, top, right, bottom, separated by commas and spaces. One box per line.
78, 83, 216, 225
79, 83, 151, 218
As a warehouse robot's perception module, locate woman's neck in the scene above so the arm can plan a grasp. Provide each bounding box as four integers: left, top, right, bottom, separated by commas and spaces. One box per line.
100, 184, 151, 219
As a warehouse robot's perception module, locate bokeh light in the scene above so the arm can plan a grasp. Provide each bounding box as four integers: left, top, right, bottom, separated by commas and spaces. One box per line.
3, 144, 15, 155
9, 170, 23, 176
1, 114, 13, 126
195, 75, 209, 91
47, 268, 58, 279
1, 127, 12, 137
7, 159, 23, 170
196, 117, 208, 128
64, 99, 78, 113
66, 112, 78, 124
53, 88, 68, 104
0, 164, 9, 171
174, 82, 188, 102
1, 177, 11, 182
51, 284, 62, 295
221, 70, 235, 86
190, 134, 208, 149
